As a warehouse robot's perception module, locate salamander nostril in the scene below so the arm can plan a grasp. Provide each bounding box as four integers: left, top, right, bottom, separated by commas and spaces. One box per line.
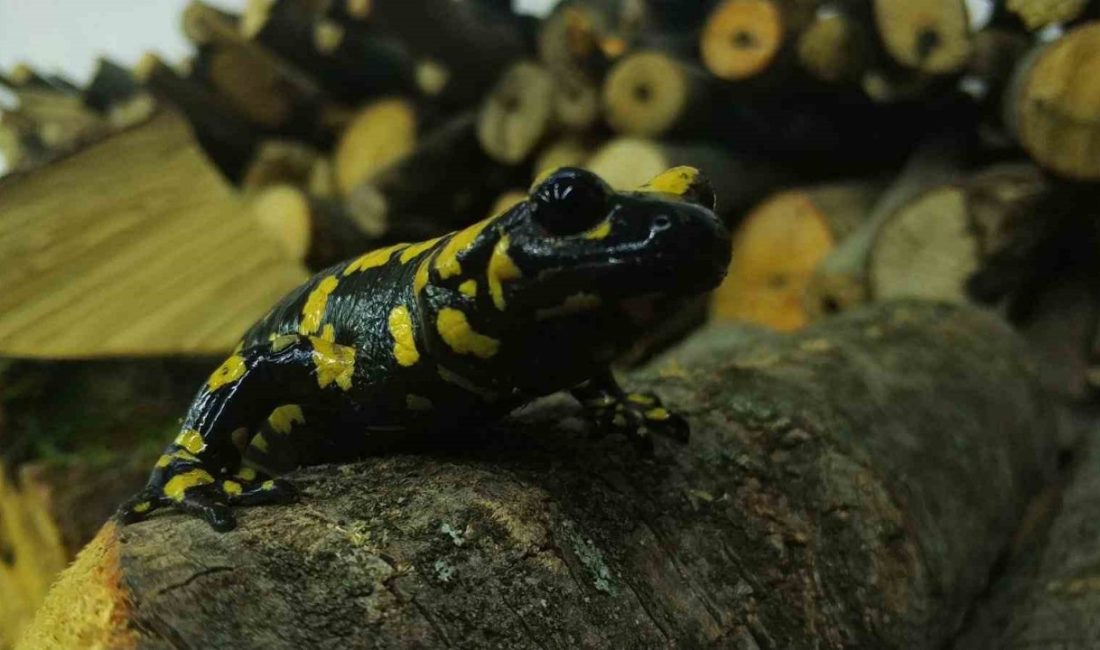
653, 215, 671, 231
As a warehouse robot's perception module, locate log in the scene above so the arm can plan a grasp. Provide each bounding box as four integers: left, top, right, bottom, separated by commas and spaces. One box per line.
362, 0, 528, 108
713, 180, 881, 331
82, 59, 157, 130
952, 427, 1100, 650
241, 139, 322, 192
537, 0, 634, 78
552, 70, 601, 132
333, 97, 417, 195
250, 183, 380, 270
869, 164, 1052, 306
134, 53, 261, 182
183, 0, 327, 135
241, 0, 418, 102
22, 302, 1058, 648
0, 109, 308, 357
534, 136, 593, 179
701, 0, 806, 82
804, 133, 970, 320
348, 114, 520, 244
477, 61, 557, 164
0, 357, 213, 645
1005, 21, 1100, 180
1006, 0, 1092, 30
602, 50, 717, 137
796, 4, 871, 84
872, 0, 972, 75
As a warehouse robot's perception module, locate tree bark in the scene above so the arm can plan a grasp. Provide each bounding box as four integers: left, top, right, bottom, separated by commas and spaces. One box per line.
952, 425, 1100, 650
21, 302, 1058, 649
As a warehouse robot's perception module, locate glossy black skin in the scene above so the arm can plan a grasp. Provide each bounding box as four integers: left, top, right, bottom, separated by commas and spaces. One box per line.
117, 167, 732, 531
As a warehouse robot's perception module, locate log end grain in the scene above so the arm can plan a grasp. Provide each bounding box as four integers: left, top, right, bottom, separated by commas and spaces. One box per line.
702, 0, 786, 81
1011, 22, 1100, 180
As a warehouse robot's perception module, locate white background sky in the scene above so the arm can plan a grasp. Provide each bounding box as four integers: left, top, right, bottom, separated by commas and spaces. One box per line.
0, 0, 557, 84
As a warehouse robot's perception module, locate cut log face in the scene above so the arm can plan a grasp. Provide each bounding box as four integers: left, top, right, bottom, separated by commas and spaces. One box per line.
0, 110, 308, 357
477, 61, 556, 164
1009, 22, 1100, 180
602, 51, 697, 137
702, 0, 786, 81
20, 302, 1058, 648
333, 98, 417, 195
715, 182, 880, 331
869, 185, 980, 303
873, 0, 972, 74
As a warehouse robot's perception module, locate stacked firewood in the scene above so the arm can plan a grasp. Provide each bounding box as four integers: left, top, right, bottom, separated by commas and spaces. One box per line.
4, 2, 1100, 647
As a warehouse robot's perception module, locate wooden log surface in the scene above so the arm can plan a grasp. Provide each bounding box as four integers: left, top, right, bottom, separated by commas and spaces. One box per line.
0, 109, 308, 357
21, 302, 1058, 649
1005, 21, 1100, 180
713, 180, 881, 331
953, 425, 1100, 650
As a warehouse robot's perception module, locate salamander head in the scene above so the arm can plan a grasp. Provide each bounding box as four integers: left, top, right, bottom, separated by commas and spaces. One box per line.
485, 166, 732, 319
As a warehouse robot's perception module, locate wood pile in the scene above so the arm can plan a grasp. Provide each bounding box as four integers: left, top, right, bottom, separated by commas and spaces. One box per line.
3, 0, 1100, 647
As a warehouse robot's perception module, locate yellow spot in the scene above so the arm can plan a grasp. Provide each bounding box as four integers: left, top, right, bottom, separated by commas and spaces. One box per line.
645, 407, 670, 421
437, 308, 500, 358
414, 257, 432, 295
343, 243, 407, 276
438, 365, 499, 401
223, 480, 243, 497
583, 219, 612, 240
388, 305, 420, 366
236, 467, 257, 482
536, 292, 602, 320
261, 480, 276, 490
399, 236, 444, 263
311, 336, 356, 390
638, 166, 701, 198
269, 404, 305, 435
406, 394, 433, 411
251, 433, 269, 453
132, 501, 151, 513
436, 218, 493, 279
628, 393, 655, 405
164, 469, 215, 502
175, 429, 206, 454
321, 324, 336, 342
487, 235, 523, 310
230, 427, 250, 453
155, 455, 172, 468
458, 279, 478, 297
207, 354, 246, 391
270, 334, 298, 352
299, 275, 340, 336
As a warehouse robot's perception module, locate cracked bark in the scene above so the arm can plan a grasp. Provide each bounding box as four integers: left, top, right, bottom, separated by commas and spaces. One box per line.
20, 302, 1058, 649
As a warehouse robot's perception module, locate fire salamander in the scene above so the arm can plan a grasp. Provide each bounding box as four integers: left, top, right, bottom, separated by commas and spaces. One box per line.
118, 167, 731, 531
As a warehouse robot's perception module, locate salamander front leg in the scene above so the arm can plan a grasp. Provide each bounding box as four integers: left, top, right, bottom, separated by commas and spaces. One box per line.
570, 370, 689, 455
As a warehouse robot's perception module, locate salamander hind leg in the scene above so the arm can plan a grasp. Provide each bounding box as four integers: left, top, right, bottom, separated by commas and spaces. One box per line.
570, 370, 689, 456
117, 335, 351, 531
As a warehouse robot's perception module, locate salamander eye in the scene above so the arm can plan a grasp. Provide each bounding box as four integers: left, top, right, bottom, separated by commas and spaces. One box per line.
530, 167, 612, 236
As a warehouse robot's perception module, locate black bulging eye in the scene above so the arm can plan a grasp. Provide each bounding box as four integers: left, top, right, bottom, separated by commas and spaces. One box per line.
530, 167, 612, 236
652, 215, 671, 231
